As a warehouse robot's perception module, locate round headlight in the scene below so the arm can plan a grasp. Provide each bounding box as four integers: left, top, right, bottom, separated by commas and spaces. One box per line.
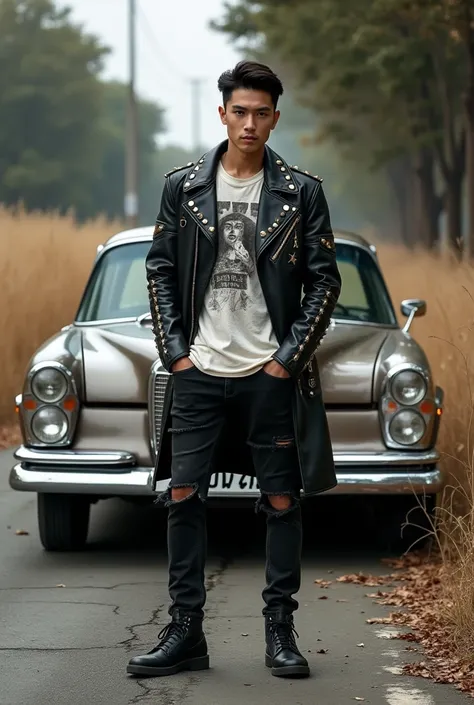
31, 367, 68, 403
389, 409, 426, 446
31, 407, 69, 444
391, 370, 426, 406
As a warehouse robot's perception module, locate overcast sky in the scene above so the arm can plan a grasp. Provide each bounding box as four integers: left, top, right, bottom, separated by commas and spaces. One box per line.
63, 0, 241, 149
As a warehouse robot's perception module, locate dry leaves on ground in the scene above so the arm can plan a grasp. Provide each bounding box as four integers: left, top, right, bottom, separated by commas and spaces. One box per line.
356, 552, 474, 697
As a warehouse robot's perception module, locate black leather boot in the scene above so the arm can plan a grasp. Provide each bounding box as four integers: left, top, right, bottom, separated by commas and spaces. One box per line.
265, 611, 310, 678
127, 609, 209, 677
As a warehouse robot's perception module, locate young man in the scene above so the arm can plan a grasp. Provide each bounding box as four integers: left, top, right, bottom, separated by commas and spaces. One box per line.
127, 61, 341, 679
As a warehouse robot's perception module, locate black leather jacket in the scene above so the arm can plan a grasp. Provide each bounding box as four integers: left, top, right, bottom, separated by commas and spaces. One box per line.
146, 140, 341, 379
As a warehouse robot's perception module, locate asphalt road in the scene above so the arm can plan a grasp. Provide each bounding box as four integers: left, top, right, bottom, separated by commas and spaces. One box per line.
0, 448, 469, 705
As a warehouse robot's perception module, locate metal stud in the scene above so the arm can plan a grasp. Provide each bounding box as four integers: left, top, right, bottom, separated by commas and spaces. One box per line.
199, 159, 204, 164
193, 207, 198, 213
280, 212, 286, 217
283, 205, 290, 211
289, 184, 295, 190
268, 227, 273, 233
273, 222, 278, 228
184, 182, 190, 188
202, 218, 208, 225
276, 159, 283, 165
187, 162, 193, 166
194, 166, 200, 171
188, 201, 194, 207
280, 167, 286, 172
292, 207, 297, 211
285, 175, 291, 181
197, 213, 203, 219
260, 230, 267, 237
209, 226, 215, 233
190, 174, 195, 179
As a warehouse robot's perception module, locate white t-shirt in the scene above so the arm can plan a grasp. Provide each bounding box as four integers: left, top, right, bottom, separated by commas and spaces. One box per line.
189, 161, 279, 377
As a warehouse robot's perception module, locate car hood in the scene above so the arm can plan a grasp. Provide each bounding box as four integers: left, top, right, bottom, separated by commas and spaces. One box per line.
81, 323, 158, 404
316, 323, 389, 405
80, 321, 391, 405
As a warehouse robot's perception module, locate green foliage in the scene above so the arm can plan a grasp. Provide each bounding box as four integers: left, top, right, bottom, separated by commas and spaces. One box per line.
0, 0, 108, 213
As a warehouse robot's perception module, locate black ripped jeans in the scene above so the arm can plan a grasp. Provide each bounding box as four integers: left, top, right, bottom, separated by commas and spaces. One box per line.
158, 365, 303, 619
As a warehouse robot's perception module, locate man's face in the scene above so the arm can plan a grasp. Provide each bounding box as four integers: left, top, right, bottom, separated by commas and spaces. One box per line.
218, 88, 280, 154
223, 219, 244, 246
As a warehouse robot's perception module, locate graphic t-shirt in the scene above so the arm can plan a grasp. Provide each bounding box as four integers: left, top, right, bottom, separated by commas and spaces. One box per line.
189, 161, 279, 377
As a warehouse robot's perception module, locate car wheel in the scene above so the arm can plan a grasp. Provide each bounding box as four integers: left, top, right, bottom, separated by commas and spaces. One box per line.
37, 493, 91, 551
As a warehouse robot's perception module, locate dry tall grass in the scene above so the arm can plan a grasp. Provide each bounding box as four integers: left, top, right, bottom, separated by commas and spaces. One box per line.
0, 206, 121, 424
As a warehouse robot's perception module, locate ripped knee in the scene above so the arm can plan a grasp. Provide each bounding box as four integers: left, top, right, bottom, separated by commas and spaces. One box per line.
172, 486, 195, 501
155, 483, 203, 507
268, 495, 292, 511
255, 492, 299, 517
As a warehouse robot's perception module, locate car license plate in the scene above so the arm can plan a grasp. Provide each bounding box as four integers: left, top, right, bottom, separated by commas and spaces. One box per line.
154, 473, 260, 496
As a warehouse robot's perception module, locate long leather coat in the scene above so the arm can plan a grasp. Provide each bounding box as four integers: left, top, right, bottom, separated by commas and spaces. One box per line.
146, 140, 342, 497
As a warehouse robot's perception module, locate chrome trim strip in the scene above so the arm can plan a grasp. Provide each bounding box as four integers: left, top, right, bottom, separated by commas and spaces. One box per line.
14, 446, 136, 467
10, 465, 151, 495
12, 445, 439, 468
334, 449, 439, 465
9, 465, 443, 497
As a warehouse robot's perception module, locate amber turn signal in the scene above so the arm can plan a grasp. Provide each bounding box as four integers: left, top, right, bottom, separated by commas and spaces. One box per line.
419, 400, 434, 415
62, 396, 77, 412
23, 398, 37, 411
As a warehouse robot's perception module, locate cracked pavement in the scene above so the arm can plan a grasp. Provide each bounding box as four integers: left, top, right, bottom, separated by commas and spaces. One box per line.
0, 449, 470, 705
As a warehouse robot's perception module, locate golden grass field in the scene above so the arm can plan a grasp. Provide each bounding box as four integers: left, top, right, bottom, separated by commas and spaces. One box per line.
1, 206, 474, 655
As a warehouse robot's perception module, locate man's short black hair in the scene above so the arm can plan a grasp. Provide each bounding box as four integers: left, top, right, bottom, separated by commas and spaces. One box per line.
217, 60, 284, 109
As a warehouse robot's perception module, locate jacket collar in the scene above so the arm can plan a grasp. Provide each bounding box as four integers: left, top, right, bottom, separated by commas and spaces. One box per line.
182, 140, 300, 196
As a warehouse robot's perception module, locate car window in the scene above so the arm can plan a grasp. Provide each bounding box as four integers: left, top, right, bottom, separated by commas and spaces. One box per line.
334, 242, 396, 324
76, 242, 150, 322
76, 239, 397, 325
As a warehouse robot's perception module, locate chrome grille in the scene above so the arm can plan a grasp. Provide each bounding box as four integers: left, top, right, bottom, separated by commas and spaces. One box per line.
148, 361, 171, 462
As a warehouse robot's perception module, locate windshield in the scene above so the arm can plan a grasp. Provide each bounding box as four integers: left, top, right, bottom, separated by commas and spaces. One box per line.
76, 240, 396, 325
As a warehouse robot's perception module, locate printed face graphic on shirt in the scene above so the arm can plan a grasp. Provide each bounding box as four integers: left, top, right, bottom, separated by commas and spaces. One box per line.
209, 202, 258, 313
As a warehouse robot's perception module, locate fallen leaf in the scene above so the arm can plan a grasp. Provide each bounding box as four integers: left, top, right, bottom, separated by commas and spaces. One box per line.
15, 529, 29, 535
357, 643, 365, 648
241, 633, 248, 637
318, 595, 329, 600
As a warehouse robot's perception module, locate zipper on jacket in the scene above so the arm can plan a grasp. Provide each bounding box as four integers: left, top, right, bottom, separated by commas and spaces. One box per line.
271, 216, 301, 262
189, 226, 199, 344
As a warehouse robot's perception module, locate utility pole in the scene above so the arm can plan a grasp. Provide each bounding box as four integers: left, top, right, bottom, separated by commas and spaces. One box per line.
125, 0, 139, 228
190, 78, 202, 153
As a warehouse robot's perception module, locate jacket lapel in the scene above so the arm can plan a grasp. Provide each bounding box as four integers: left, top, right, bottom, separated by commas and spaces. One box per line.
178, 141, 301, 255
255, 146, 300, 260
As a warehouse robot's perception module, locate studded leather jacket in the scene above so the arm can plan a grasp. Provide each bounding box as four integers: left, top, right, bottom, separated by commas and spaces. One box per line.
146, 140, 341, 380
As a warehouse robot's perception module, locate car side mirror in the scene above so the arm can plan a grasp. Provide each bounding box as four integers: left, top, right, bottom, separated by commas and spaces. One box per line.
401, 298, 426, 333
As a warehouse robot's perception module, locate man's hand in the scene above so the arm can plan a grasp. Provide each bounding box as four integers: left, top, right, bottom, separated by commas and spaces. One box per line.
171, 357, 195, 373
263, 359, 291, 379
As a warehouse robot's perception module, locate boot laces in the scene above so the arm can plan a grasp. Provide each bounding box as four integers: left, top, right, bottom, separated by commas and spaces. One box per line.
152, 620, 189, 655
269, 618, 299, 653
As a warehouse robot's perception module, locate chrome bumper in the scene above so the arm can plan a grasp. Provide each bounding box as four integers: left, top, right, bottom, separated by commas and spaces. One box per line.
10, 446, 444, 497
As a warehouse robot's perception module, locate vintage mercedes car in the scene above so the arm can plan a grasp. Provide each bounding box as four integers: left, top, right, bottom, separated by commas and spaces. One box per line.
9, 226, 444, 550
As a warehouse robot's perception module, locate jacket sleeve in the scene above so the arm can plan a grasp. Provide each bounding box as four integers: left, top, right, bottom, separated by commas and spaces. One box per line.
272, 183, 342, 378
145, 177, 189, 371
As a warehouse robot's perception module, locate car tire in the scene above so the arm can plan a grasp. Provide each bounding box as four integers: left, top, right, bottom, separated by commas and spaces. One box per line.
37, 493, 91, 551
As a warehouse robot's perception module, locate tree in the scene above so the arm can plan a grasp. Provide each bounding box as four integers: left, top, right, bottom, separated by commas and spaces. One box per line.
0, 0, 108, 213
213, 0, 467, 250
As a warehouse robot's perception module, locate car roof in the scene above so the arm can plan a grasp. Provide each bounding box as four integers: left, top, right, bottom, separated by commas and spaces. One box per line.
102, 226, 374, 250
